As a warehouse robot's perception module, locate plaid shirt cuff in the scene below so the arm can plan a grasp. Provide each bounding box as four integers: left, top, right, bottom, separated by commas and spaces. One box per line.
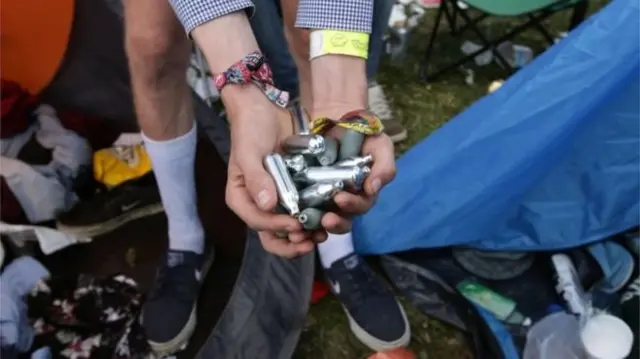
169, 0, 255, 34
296, 0, 373, 33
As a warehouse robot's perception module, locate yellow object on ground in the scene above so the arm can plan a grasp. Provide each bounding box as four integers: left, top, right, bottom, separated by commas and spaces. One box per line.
93, 144, 152, 188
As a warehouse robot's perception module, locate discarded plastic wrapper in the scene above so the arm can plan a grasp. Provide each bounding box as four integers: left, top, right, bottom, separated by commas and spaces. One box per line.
0, 221, 92, 255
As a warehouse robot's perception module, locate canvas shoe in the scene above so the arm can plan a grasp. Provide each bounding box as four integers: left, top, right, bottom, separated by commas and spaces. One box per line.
56, 172, 163, 237
368, 82, 408, 143
143, 248, 214, 355
325, 254, 411, 351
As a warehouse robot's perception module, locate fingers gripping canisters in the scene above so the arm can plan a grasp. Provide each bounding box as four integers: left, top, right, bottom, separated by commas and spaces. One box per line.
265, 131, 371, 236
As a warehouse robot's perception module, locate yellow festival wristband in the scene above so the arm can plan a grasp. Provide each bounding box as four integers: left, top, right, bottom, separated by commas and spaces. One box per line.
309, 30, 370, 60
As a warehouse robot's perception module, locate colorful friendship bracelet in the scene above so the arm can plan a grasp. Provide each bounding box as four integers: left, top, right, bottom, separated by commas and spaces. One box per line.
310, 109, 384, 136
213, 51, 289, 108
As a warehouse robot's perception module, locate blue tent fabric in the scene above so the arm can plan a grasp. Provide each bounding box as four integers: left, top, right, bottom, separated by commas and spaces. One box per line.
354, 0, 640, 255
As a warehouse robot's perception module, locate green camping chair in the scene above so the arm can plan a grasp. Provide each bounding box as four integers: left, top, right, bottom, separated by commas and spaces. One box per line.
419, 0, 588, 82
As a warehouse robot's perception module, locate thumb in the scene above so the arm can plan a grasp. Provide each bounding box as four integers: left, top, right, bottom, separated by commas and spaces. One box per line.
241, 156, 279, 211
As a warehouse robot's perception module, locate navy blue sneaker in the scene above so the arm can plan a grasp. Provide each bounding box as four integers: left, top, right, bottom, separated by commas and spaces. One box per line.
143, 249, 213, 355
325, 254, 410, 351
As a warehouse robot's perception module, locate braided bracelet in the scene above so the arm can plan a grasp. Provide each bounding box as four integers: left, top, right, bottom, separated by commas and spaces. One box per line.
213, 51, 289, 108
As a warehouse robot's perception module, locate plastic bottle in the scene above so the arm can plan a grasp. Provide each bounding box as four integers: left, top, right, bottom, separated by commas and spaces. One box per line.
457, 280, 532, 326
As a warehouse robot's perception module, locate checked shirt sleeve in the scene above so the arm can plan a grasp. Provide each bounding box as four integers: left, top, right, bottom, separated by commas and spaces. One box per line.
168, 0, 255, 34
295, 0, 374, 33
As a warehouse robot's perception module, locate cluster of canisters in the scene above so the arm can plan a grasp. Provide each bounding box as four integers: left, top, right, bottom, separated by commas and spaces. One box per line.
263, 130, 372, 233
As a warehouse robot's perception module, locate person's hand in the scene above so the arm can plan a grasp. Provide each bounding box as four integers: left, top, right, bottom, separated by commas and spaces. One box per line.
318, 125, 396, 234
224, 90, 324, 258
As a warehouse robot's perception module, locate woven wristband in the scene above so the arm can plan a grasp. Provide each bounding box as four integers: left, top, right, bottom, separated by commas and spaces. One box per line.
213, 51, 289, 108
310, 109, 384, 135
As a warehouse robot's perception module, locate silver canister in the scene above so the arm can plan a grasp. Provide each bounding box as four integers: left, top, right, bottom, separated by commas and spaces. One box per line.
264, 153, 300, 216
339, 129, 365, 160
297, 208, 324, 230
299, 181, 344, 208
334, 154, 373, 168
316, 137, 339, 166
283, 154, 307, 174
283, 134, 326, 156
294, 166, 370, 191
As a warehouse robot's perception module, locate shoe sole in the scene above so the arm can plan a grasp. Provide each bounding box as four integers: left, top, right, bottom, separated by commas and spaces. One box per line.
147, 247, 215, 356
387, 129, 408, 144
56, 203, 165, 237
341, 301, 411, 351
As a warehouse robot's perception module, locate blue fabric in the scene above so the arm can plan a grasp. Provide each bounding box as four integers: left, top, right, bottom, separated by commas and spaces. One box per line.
0, 257, 50, 353
354, 0, 640, 254
588, 242, 635, 293
31, 347, 52, 359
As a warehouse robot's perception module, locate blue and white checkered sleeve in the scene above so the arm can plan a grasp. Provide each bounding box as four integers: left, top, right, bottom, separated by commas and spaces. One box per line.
168, 0, 255, 34
295, 0, 374, 33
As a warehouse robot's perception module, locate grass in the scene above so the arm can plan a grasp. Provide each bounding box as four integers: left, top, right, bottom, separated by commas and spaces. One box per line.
293, 2, 607, 358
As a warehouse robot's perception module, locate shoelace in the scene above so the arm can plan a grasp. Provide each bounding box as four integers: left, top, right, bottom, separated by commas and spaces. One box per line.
368, 85, 393, 121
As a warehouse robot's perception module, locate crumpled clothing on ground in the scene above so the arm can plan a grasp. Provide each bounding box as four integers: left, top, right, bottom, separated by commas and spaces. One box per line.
0, 79, 120, 224
27, 273, 155, 359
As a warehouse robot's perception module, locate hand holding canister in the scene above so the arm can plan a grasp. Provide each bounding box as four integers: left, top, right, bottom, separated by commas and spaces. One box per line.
263, 109, 394, 236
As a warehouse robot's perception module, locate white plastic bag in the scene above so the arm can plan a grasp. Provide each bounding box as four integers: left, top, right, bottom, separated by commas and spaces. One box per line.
523, 312, 586, 359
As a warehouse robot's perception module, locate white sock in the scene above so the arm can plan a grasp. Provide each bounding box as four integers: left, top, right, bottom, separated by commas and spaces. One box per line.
318, 232, 356, 268
142, 123, 204, 254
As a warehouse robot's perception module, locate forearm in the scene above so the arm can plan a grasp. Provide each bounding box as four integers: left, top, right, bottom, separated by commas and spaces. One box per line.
168, 1, 278, 122
189, 12, 269, 116
310, 56, 367, 120
295, 0, 374, 119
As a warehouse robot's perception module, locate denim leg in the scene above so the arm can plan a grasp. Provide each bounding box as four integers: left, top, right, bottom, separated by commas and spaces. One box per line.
250, 0, 300, 98
367, 0, 394, 80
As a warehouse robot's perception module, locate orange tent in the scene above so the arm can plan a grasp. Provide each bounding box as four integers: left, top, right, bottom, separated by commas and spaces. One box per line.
1, 0, 74, 94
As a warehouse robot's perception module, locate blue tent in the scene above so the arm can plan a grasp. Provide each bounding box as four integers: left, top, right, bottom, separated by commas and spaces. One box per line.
354, 0, 639, 255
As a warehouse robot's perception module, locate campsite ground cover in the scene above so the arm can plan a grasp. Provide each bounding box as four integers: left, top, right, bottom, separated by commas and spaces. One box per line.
293, 2, 607, 358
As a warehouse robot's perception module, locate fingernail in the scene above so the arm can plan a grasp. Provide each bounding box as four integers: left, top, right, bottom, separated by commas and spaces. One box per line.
257, 189, 270, 208
371, 178, 382, 194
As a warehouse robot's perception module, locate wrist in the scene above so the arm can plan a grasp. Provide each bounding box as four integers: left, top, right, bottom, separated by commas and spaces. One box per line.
221, 84, 273, 120
310, 54, 367, 120
310, 105, 364, 122
223, 84, 294, 135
